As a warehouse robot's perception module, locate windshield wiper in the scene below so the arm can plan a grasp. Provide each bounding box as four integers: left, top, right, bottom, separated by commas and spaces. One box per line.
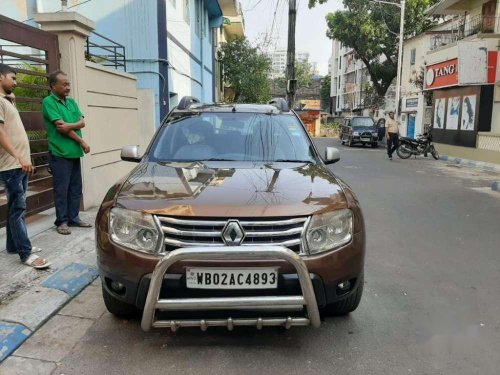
273, 159, 313, 163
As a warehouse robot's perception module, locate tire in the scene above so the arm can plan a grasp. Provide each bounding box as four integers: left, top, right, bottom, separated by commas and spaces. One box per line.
396, 143, 412, 159
371, 142, 378, 148
102, 285, 140, 318
348, 137, 353, 147
362, 143, 366, 147
321, 274, 364, 316
431, 146, 439, 160
341, 135, 345, 145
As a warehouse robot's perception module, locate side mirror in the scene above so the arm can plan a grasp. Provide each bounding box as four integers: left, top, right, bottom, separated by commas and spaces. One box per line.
121, 145, 141, 162
324, 147, 340, 165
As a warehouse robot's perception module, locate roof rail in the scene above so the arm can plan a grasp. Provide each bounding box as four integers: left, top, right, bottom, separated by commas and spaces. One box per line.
268, 98, 290, 112
178, 96, 201, 110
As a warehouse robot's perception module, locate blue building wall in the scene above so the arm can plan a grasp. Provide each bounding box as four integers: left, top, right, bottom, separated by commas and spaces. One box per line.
1, 0, 222, 126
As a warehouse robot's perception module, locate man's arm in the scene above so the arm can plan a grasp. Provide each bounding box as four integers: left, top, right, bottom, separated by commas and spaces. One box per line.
0, 124, 33, 173
56, 117, 85, 134
54, 120, 90, 154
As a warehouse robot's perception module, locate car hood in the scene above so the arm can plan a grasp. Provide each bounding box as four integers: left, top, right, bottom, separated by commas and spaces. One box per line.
115, 162, 347, 217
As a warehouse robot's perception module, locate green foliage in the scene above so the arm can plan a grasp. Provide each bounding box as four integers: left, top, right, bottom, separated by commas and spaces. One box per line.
218, 37, 272, 103
274, 59, 314, 90
14, 63, 49, 112
309, 0, 440, 99
320, 75, 331, 110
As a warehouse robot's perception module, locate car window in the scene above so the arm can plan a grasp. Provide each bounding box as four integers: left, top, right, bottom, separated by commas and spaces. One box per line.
150, 112, 317, 162
351, 117, 375, 129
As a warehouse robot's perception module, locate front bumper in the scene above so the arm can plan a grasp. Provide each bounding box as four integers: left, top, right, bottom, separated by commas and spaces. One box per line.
140, 246, 321, 331
352, 135, 378, 143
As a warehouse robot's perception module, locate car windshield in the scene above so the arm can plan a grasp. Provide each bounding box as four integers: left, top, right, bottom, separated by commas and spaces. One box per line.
149, 112, 317, 163
351, 117, 375, 129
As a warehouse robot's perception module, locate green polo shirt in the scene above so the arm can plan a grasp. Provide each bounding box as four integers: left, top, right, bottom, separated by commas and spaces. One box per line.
42, 92, 84, 158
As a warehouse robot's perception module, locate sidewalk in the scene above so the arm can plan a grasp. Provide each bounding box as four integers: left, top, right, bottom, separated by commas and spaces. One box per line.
0, 209, 99, 363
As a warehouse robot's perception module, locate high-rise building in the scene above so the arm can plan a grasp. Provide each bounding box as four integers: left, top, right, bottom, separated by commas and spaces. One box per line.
267, 49, 311, 79
329, 40, 371, 116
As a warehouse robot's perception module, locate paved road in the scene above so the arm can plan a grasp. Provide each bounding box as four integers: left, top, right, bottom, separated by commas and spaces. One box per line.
7, 140, 500, 375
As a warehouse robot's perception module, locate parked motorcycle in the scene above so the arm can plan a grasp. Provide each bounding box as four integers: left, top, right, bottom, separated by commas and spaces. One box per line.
396, 129, 439, 160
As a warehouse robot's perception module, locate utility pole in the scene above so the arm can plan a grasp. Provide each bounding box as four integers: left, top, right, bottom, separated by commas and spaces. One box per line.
395, 0, 406, 119
286, 0, 297, 109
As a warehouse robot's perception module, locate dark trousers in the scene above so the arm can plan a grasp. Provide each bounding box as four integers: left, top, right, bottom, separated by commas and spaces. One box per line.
0, 168, 32, 261
49, 154, 83, 226
387, 133, 399, 157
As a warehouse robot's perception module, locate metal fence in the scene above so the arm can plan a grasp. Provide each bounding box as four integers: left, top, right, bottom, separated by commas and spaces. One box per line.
430, 15, 500, 51
0, 14, 59, 227
85, 31, 126, 71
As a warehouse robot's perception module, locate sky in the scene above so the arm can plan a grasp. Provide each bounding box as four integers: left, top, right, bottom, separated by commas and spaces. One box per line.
239, 0, 344, 76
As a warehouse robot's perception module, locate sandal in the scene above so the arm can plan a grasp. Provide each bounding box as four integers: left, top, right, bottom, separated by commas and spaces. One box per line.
23, 254, 51, 269
57, 224, 71, 235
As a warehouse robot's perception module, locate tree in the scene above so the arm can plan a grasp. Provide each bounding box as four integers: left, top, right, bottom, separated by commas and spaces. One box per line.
320, 75, 331, 111
273, 59, 314, 92
308, 0, 439, 99
218, 37, 272, 103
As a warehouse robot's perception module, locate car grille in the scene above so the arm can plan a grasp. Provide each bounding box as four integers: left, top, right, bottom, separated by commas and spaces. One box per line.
361, 132, 373, 137
156, 216, 310, 254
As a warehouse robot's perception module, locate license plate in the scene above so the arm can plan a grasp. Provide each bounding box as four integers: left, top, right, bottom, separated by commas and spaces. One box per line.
361, 137, 371, 142
186, 268, 278, 289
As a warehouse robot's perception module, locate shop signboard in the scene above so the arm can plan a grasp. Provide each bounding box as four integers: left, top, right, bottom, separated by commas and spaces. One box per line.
425, 59, 458, 90
405, 98, 418, 109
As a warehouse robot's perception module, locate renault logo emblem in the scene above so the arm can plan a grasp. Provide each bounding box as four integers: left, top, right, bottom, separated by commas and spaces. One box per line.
222, 220, 245, 246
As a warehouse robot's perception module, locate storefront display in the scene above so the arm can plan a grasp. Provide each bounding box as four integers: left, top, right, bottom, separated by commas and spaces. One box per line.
446, 96, 460, 130
461, 95, 476, 131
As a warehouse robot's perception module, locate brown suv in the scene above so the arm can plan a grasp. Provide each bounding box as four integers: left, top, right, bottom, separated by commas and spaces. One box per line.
96, 97, 365, 331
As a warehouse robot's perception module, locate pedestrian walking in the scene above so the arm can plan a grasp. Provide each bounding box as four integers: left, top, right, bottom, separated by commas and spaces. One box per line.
385, 111, 400, 160
0, 64, 50, 269
42, 70, 91, 235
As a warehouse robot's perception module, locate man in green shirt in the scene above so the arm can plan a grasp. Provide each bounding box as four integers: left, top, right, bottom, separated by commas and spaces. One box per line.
42, 70, 91, 235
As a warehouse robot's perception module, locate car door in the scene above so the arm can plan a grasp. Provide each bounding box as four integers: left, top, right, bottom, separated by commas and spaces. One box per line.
344, 119, 351, 140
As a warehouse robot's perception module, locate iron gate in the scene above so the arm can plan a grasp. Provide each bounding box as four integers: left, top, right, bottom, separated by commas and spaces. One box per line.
0, 14, 59, 227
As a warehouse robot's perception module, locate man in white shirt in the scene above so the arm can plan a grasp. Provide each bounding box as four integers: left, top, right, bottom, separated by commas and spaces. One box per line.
385, 111, 400, 160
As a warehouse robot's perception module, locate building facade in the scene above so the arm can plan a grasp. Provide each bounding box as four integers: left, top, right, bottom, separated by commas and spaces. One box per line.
1, 0, 227, 126
329, 39, 371, 116
267, 49, 310, 79
214, 0, 245, 102
399, 21, 456, 138
422, 0, 500, 164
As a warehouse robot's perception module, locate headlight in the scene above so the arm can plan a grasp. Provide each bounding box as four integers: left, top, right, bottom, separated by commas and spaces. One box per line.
372, 132, 378, 137
353, 131, 359, 136
109, 207, 161, 254
306, 209, 353, 254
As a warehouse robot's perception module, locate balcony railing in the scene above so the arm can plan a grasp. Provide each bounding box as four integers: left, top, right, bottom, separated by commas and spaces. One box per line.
430, 15, 499, 51
85, 31, 126, 71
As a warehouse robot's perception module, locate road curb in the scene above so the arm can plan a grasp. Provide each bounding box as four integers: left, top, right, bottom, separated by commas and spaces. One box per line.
0, 263, 98, 362
439, 155, 500, 172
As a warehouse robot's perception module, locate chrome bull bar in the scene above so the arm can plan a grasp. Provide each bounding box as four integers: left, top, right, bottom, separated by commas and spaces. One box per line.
141, 246, 321, 331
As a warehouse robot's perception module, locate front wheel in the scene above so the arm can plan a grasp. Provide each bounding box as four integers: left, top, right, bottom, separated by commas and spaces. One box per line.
431, 145, 440, 160
321, 274, 364, 316
102, 285, 140, 318
397, 143, 413, 159
371, 142, 378, 148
